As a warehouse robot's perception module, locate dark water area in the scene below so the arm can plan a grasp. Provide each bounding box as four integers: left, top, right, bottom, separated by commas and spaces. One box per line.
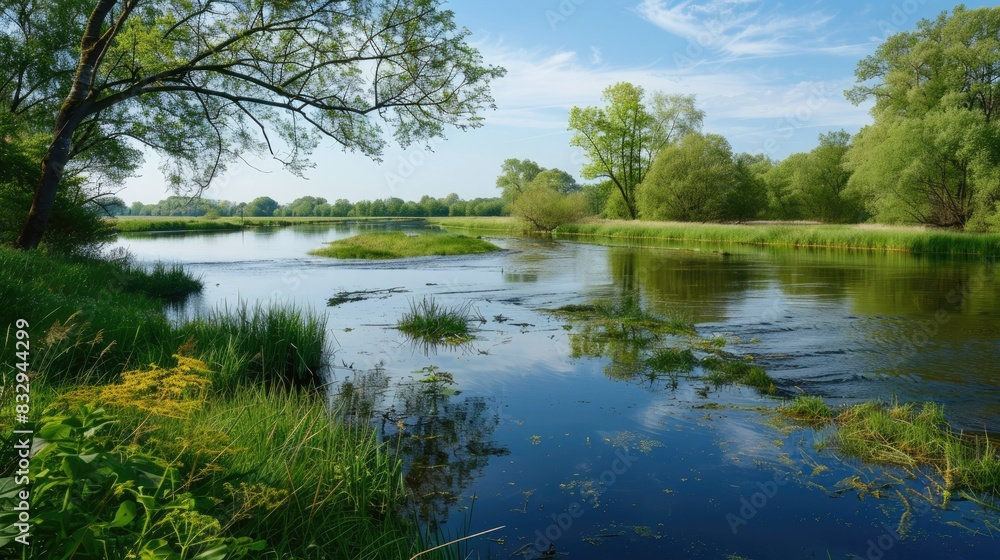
114, 223, 1000, 560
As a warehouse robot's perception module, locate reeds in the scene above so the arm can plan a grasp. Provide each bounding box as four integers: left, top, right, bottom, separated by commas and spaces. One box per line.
397, 297, 477, 344
555, 220, 1000, 256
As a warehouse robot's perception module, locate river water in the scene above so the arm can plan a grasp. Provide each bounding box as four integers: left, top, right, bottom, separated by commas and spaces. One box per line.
114, 222, 1000, 560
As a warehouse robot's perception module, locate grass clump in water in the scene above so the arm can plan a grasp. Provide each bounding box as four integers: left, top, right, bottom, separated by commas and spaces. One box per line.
701, 356, 778, 394
397, 297, 477, 344
550, 294, 695, 337
782, 398, 1000, 496
311, 230, 501, 259
780, 395, 834, 422
645, 348, 698, 373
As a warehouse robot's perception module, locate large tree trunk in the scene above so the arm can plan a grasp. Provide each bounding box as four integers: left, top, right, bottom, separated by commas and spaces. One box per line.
13, 0, 117, 250
14, 131, 75, 250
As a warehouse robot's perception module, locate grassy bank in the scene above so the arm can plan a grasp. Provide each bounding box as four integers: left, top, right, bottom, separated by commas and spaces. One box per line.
311, 230, 501, 259
781, 397, 1000, 496
428, 216, 526, 234
555, 220, 1000, 256
0, 247, 440, 559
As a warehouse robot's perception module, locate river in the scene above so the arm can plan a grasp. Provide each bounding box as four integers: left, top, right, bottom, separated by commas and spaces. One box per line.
113, 222, 1000, 560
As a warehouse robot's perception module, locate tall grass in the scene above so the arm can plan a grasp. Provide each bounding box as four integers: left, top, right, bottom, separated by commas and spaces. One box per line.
0, 248, 199, 384
397, 298, 477, 344
311, 231, 501, 259
193, 386, 424, 559
782, 397, 1000, 495
112, 217, 244, 232
556, 220, 1000, 256
428, 217, 524, 234
179, 301, 328, 391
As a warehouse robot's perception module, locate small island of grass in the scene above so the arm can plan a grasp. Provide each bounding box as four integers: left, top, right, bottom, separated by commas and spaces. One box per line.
310, 230, 501, 259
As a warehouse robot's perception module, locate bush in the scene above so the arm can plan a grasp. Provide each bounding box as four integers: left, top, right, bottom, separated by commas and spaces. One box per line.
511, 184, 585, 232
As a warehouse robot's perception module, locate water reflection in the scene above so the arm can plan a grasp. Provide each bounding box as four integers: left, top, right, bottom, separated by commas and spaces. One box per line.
335, 366, 508, 529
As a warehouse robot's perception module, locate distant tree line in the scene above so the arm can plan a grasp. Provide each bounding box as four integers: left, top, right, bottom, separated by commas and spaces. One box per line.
116, 194, 506, 219
505, 6, 1000, 232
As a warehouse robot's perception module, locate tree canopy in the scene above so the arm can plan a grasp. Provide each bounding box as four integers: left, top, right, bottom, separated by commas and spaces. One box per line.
569, 84, 703, 220
844, 5, 1000, 229
3, 0, 505, 249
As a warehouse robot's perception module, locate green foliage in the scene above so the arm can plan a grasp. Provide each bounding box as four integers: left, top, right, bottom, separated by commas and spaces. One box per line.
830, 400, 1000, 494
510, 179, 586, 232
555, 220, 1000, 255
569, 84, 703, 220
0, 406, 264, 558
700, 356, 777, 394
244, 196, 280, 217
310, 231, 501, 259
178, 302, 328, 391
844, 6, 1000, 230
639, 133, 759, 222
766, 131, 862, 223
496, 158, 543, 203
397, 297, 477, 344
780, 395, 834, 421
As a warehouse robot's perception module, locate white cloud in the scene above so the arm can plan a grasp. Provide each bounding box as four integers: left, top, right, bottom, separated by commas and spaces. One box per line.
634, 0, 860, 62
474, 39, 870, 147
591, 46, 604, 65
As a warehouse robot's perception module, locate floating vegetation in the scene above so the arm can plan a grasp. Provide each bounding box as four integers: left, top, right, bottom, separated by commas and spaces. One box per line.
780, 395, 834, 422
701, 356, 778, 395
327, 286, 408, 306
310, 230, 502, 259
544, 293, 782, 396
611, 431, 664, 454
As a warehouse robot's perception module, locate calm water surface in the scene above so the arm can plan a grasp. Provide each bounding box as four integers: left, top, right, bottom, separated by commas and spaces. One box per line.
114, 223, 1000, 560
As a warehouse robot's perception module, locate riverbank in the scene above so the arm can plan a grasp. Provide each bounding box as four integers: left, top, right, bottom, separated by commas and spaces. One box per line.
432, 217, 1000, 256
0, 247, 439, 559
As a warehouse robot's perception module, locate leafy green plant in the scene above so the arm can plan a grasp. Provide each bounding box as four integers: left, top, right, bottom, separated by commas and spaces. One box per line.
0, 406, 263, 559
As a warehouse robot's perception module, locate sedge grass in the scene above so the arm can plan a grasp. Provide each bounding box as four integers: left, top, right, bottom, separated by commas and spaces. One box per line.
311, 231, 501, 259
178, 301, 328, 391
782, 398, 1000, 495
397, 298, 477, 344
555, 220, 1000, 256
701, 356, 778, 394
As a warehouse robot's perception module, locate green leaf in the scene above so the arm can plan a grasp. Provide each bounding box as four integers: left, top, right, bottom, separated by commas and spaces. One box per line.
38, 421, 72, 441
108, 501, 137, 528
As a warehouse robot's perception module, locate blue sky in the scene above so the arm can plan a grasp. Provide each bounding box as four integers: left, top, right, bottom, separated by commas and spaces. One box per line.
123, 0, 990, 205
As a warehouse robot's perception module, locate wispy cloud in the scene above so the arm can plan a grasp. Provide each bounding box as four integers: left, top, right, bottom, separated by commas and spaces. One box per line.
473, 39, 871, 156
634, 0, 860, 62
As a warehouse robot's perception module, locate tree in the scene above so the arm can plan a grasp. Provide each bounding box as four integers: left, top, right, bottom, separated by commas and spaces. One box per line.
511, 176, 585, 232
6, 0, 504, 249
637, 132, 736, 222
569, 84, 703, 219
244, 196, 279, 217
767, 132, 862, 223
844, 6, 1000, 229
495, 158, 543, 203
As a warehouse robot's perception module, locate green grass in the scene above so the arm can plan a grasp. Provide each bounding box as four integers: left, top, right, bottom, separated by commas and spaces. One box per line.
779, 397, 1000, 496
310, 231, 501, 259
428, 216, 525, 234
397, 297, 477, 344
555, 220, 1000, 256
780, 395, 834, 421
0, 248, 447, 559
112, 217, 245, 232
701, 356, 778, 394
549, 294, 696, 337
645, 347, 698, 373
177, 301, 328, 391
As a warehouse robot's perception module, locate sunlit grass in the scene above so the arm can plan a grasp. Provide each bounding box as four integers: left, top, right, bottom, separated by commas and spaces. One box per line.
781, 397, 1000, 496
397, 297, 478, 344
311, 231, 502, 259
556, 220, 1000, 256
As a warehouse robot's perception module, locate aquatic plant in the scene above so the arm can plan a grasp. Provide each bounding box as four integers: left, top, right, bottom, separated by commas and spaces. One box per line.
780, 395, 834, 422
700, 356, 778, 394
311, 231, 501, 259
397, 297, 478, 344
177, 301, 328, 390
